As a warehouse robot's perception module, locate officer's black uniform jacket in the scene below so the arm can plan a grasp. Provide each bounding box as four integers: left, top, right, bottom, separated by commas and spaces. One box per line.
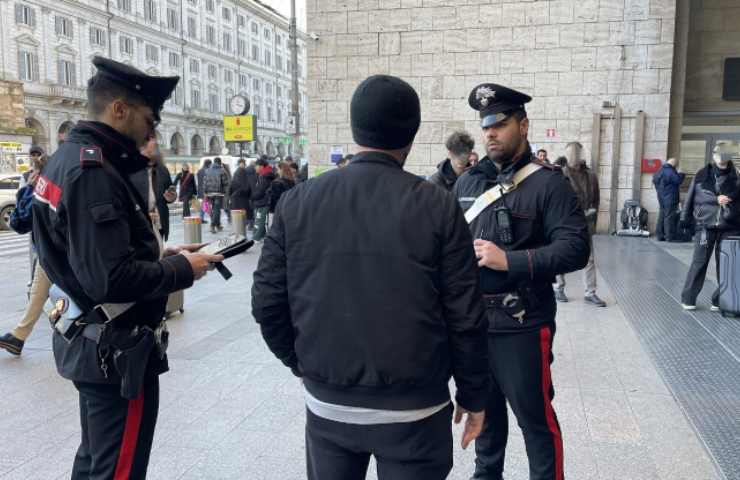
32, 121, 194, 383
454, 145, 590, 332
252, 152, 489, 413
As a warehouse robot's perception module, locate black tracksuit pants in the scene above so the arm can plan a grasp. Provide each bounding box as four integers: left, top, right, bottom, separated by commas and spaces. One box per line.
680, 228, 740, 306
473, 325, 564, 480
71, 379, 159, 480
306, 404, 453, 480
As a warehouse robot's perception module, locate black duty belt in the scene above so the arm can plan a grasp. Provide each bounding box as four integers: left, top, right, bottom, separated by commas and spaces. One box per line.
50, 305, 109, 344
483, 292, 526, 324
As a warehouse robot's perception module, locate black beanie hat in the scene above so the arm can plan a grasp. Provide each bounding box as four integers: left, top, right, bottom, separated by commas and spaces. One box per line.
350, 75, 421, 150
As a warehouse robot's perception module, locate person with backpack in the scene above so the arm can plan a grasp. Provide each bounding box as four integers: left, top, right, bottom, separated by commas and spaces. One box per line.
174, 163, 197, 217
268, 161, 297, 214
653, 158, 686, 242
251, 157, 276, 241
0, 149, 51, 356
203, 157, 230, 233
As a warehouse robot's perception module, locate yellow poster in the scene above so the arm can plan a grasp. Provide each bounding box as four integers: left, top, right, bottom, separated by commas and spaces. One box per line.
224, 115, 255, 142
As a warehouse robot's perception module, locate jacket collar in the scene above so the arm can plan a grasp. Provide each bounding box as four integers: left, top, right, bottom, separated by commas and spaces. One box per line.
351, 151, 404, 169
67, 121, 148, 176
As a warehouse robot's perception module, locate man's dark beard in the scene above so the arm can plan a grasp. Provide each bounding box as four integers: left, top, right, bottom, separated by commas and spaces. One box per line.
487, 138, 522, 168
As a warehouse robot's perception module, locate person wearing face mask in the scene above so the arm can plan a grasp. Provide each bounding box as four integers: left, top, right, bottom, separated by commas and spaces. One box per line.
679, 144, 740, 311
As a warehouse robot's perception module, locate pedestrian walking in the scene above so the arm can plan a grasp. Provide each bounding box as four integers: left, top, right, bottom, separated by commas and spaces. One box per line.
0, 150, 51, 356
132, 135, 176, 241
653, 158, 686, 242
203, 157, 229, 233
174, 163, 197, 217
268, 162, 297, 213
251, 157, 276, 241
196, 159, 212, 224
554, 141, 606, 307
454, 83, 590, 480
429, 130, 474, 191
31, 56, 222, 479
229, 158, 252, 213
680, 143, 740, 311
253, 75, 489, 480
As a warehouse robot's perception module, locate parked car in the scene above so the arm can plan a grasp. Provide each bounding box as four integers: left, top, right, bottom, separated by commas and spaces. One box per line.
0, 174, 22, 230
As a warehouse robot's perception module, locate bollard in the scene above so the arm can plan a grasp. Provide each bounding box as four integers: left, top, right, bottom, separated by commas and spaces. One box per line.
183, 216, 202, 244
231, 209, 247, 237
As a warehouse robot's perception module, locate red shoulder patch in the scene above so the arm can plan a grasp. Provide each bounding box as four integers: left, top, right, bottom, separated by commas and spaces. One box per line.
34, 175, 63, 211
80, 146, 103, 168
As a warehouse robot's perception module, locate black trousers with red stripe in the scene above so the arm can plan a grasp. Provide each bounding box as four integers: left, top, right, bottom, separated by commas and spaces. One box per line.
71, 379, 159, 480
472, 324, 564, 480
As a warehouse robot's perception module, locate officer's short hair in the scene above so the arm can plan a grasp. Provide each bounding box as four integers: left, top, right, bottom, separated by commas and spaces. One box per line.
87, 75, 147, 119
214, 157, 222, 165
537, 149, 547, 156
255, 158, 269, 167
204, 159, 212, 167
445, 131, 475, 157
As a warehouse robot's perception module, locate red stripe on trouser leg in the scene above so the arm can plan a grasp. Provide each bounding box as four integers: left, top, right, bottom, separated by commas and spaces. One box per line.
113, 393, 145, 480
539, 326, 564, 480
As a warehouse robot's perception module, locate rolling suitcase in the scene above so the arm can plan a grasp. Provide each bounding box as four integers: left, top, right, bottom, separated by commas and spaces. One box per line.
165, 290, 184, 318
718, 236, 740, 316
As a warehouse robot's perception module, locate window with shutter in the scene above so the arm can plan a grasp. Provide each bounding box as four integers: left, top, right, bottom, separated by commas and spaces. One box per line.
167, 9, 178, 31
18, 51, 28, 81
238, 39, 246, 57
15, 4, 35, 27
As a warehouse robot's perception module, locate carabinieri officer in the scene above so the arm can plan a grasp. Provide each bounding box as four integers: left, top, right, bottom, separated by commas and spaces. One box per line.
454, 83, 590, 480
32, 56, 221, 479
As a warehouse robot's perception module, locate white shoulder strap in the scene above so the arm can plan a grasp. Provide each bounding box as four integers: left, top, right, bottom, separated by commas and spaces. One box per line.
464, 163, 543, 224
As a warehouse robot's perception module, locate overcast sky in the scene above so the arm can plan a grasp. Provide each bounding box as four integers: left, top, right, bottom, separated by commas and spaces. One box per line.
258, 0, 307, 29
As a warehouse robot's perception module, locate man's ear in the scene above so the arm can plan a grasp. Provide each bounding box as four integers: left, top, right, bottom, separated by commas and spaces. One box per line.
519, 117, 530, 137
110, 99, 129, 121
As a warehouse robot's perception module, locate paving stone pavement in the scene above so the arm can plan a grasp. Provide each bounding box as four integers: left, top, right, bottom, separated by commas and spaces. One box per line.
0, 226, 722, 480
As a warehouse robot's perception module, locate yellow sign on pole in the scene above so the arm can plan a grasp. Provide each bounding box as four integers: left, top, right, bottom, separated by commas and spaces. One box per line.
224, 115, 255, 142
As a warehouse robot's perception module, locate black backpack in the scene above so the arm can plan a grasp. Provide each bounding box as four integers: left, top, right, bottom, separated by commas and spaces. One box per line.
620, 200, 648, 231
9, 185, 34, 234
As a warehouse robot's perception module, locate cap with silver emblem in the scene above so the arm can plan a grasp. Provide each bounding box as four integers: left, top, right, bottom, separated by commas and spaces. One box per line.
90, 56, 179, 123
468, 83, 532, 128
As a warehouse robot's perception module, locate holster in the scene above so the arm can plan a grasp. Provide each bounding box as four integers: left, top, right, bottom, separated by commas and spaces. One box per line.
112, 327, 155, 399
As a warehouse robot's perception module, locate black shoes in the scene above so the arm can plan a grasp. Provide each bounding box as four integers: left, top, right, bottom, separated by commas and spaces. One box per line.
584, 293, 607, 307
0, 333, 24, 356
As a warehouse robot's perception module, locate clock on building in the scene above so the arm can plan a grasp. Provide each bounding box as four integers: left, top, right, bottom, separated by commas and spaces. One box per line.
229, 95, 250, 115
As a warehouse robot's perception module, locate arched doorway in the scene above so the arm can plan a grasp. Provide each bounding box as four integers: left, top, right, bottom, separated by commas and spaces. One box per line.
58, 121, 75, 144
254, 140, 263, 156
209, 136, 221, 154
25, 118, 47, 150
170, 132, 184, 155
266, 141, 275, 157
277, 143, 286, 158
191, 134, 204, 156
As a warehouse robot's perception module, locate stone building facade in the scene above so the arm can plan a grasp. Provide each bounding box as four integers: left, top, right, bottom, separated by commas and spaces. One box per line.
2, 0, 308, 165
305, 0, 708, 233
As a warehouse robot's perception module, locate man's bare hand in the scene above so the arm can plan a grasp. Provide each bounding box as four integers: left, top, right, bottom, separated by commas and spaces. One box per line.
454, 405, 485, 450
182, 251, 224, 280
473, 239, 509, 271
163, 243, 206, 257
719, 195, 732, 206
